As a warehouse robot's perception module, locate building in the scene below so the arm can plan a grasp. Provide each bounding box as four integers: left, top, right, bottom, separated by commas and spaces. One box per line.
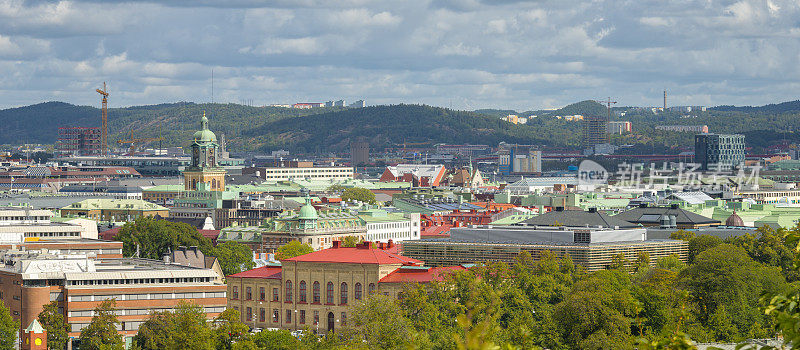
695, 133, 746, 170
350, 141, 370, 166
583, 115, 609, 147
60, 198, 169, 222
57, 127, 101, 156
607, 121, 632, 134
184, 113, 226, 192
402, 225, 688, 272
613, 204, 720, 229
521, 207, 638, 228
292, 103, 325, 109
434, 144, 491, 157
358, 209, 420, 243
0, 251, 226, 344
497, 144, 542, 176
655, 125, 709, 133
380, 164, 446, 187
348, 100, 366, 108
243, 164, 354, 182
219, 198, 367, 253
59, 185, 143, 199
226, 241, 463, 333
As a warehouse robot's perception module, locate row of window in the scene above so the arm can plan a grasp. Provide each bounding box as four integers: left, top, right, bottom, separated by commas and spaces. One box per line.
69, 306, 226, 318
240, 307, 348, 327
69, 291, 225, 302
66, 277, 213, 286
233, 281, 376, 305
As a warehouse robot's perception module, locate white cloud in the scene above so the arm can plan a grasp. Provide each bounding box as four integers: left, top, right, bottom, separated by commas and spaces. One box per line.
436, 43, 482, 56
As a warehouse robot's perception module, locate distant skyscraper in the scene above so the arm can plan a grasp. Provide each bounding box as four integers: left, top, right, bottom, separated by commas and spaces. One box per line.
348, 100, 366, 108
335, 100, 345, 107
583, 115, 609, 147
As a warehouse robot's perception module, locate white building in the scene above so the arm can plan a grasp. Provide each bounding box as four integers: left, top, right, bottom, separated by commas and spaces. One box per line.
243, 166, 354, 182
358, 209, 420, 243
0, 208, 97, 243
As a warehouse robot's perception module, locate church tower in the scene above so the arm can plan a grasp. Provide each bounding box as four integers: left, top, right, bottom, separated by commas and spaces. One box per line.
183, 112, 226, 191
22, 319, 46, 350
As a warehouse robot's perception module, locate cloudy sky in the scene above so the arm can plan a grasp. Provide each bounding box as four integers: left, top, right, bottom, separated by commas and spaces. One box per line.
0, 0, 798, 111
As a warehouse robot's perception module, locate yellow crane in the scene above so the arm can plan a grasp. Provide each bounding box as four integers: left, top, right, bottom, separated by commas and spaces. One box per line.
96, 83, 109, 156
117, 130, 165, 155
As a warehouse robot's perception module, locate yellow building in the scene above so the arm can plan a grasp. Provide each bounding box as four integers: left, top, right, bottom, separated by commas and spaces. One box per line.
60, 198, 169, 222
226, 241, 466, 333
184, 113, 226, 192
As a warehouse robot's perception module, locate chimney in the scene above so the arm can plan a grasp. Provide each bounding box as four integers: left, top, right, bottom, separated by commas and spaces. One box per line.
358, 241, 371, 249
163, 254, 171, 264
387, 239, 394, 248
332, 241, 341, 248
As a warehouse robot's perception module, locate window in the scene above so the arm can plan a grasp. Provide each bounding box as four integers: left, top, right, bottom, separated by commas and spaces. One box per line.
246, 287, 252, 300
313, 311, 319, 325
259, 287, 265, 301
285, 280, 293, 302
341, 312, 347, 327
272, 309, 279, 323
340, 282, 348, 305
286, 309, 292, 323
300, 310, 306, 324
299, 281, 307, 303
368, 283, 376, 294
246, 307, 252, 321
355, 283, 362, 301
272, 288, 279, 302
313, 282, 320, 303
232, 286, 239, 300
326, 282, 334, 304
259, 308, 265, 322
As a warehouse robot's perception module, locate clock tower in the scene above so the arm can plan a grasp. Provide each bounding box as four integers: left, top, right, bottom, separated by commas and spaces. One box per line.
183, 112, 226, 191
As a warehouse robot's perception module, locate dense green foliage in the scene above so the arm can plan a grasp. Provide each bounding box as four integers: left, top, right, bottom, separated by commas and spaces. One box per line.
115, 217, 214, 259
274, 241, 313, 260
340, 187, 376, 204
79, 300, 124, 350
38, 301, 69, 350
0, 300, 18, 350
211, 241, 256, 276
134, 303, 251, 350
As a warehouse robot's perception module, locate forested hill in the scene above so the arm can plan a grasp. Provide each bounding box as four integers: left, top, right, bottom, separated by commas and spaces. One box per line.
241, 104, 581, 152
711, 100, 800, 114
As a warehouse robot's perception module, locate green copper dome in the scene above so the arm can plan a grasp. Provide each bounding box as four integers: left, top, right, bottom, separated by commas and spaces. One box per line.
193, 113, 217, 143
298, 197, 318, 220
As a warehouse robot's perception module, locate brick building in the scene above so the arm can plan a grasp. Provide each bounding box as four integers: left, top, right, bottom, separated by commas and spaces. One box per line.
227, 241, 465, 333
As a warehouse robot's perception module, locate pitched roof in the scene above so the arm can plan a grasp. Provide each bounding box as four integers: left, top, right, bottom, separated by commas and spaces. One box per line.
227, 265, 282, 279
379, 265, 467, 283
521, 209, 637, 228
614, 206, 719, 225
283, 245, 423, 265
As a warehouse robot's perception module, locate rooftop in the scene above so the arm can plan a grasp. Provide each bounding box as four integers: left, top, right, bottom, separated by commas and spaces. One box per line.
283, 242, 422, 265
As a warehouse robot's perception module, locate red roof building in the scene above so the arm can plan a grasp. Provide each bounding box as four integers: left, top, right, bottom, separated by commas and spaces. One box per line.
226, 241, 464, 334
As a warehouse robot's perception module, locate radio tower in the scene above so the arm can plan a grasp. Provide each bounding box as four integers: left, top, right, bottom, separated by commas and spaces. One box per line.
96, 82, 109, 156
663, 89, 667, 110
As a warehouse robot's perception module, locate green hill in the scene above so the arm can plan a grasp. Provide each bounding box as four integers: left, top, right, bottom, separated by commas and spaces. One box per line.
242, 104, 583, 152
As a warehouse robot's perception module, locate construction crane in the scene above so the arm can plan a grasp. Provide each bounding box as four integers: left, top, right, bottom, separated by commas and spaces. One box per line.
117, 130, 165, 155
96, 82, 109, 156
595, 97, 617, 121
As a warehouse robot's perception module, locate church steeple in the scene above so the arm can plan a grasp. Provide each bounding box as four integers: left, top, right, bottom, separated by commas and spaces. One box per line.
184, 112, 226, 191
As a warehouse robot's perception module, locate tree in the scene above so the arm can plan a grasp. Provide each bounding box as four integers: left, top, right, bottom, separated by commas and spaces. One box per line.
351, 295, 416, 349
341, 236, 362, 248
0, 300, 19, 350
79, 300, 124, 350
679, 244, 785, 341
211, 241, 255, 276
686, 235, 721, 263
115, 217, 213, 259
250, 330, 303, 350
340, 188, 376, 204
275, 241, 313, 260
134, 302, 213, 350
211, 309, 250, 350
38, 301, 69, 350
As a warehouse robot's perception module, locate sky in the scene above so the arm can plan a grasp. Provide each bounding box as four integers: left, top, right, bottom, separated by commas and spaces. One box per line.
1, 0, 799, 111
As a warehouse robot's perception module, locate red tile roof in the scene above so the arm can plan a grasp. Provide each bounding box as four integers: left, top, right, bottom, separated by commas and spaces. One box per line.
227, 266, 282, 279
283, 245, 422, 265
421, 224, 452, 238
198, 229, 220, 241
98, 227, 122, 241
379, 266, 468, 283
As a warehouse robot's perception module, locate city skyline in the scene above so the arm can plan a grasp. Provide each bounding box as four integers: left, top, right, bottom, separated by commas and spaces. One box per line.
1, 0, 798, 110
